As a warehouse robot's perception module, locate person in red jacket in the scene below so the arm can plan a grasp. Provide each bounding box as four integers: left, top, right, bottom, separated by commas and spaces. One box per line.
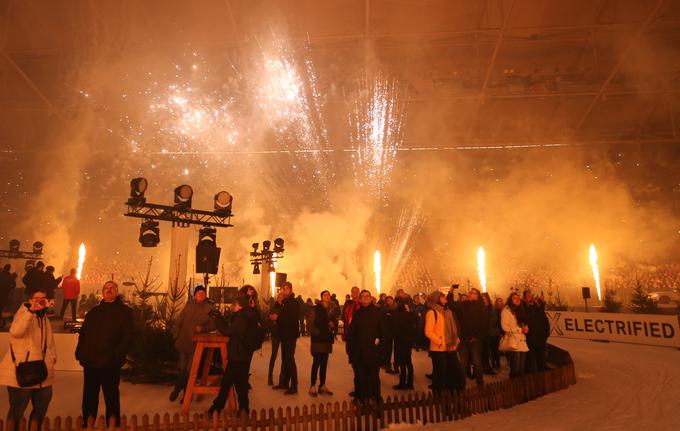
60, 268, 80, 320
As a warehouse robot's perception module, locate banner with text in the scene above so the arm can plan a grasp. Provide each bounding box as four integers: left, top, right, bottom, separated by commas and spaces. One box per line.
546, 311, 680, 348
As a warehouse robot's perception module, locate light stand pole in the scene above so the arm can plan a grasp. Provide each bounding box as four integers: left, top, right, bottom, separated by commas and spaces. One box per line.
250, 239, 285, 302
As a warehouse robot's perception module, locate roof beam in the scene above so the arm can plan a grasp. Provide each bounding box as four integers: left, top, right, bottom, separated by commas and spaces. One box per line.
574, 0, 666, 132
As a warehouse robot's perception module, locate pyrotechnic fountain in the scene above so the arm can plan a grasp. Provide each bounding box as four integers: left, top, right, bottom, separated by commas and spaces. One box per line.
589, 244, 601, 301
374, 250, 382, 295
76, 243, 86, 280
477, 246, 487, 293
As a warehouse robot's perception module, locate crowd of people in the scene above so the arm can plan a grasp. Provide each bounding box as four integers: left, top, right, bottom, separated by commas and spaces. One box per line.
0, 277, 551, 428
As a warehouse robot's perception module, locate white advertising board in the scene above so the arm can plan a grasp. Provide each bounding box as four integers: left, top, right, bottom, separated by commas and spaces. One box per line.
546, 311, 680, 348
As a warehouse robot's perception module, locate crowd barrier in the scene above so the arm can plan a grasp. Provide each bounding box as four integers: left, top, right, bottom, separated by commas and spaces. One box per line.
1, 344, 576, 431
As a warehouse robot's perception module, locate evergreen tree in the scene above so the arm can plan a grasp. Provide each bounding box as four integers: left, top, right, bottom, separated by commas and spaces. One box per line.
628, 281, 659, 314
602, 288, 622, 313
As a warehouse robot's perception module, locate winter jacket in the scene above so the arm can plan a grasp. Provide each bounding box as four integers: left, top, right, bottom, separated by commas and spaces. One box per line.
75, 297, 134, 368
0, 304, 56, 388
42, 272, 62, 300
453, 300, 490, 342
214, 308, 250, 363
61, 275, 81, 300
392, 309, 417, 362
499, 307, 529, 352
307, 303, 334, 354
346, 304, 385, 367
172, 300, 215, 354
524, 302, 550, 349
424, 308, 446, 352
278, 295, 300, 340
22, 268, 42, 298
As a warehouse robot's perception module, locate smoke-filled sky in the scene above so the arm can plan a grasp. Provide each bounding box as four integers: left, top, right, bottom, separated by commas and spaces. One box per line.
1, 0, 679, 302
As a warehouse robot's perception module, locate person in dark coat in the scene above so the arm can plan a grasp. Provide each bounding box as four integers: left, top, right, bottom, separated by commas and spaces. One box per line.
307, 290, 335, 397
346, 289, 385, 403
392, 298, 417, 389
75, 281, 134, 427
22, 262, 44, 299
380, 296, 397, 373
209, 294, 251, 416
453, 288, 490, 386
272, 281, 300, 394
267, 292, 284, 386
42, 266, 62, 301
523, 291, 550, 373
0, 264, 17, 327
169, 285, 214, 402
342, 286, 361, 398
411, 294, 427, 351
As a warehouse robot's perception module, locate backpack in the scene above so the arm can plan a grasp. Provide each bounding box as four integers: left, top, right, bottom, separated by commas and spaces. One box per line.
244, 313, 266, 353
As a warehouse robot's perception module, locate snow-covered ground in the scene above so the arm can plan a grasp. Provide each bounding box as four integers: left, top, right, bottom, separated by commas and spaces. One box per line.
1, 337, 678, 430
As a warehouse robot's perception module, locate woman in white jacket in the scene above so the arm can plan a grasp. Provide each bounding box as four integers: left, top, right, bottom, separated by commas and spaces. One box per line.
0, 288, 56, 430
499, 292, 529, 379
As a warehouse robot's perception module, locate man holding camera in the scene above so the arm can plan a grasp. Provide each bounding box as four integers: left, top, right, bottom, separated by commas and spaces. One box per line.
75, 281, 134, 427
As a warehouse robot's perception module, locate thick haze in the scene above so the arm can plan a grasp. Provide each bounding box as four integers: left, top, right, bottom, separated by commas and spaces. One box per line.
1, 1, 679, 305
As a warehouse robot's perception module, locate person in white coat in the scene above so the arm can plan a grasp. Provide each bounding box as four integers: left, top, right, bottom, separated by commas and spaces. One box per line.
0, 288, 56, 430
499, 292, 529, 379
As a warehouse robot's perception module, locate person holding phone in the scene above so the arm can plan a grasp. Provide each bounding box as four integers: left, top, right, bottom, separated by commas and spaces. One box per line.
0, 288, 56, 431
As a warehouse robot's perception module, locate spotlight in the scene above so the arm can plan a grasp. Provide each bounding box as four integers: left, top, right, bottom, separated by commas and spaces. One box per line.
128, 178, 148, 206
198, 227, 217, 246
25, 260, 35, 271
251, 242, 259, 256
196, 227, 220, 274
32, 241, 43, 255
9, 239, 20, 254
262, 240, 271, 252
273, 238, 285, 253
253, 262, 260, 275
139, 220, 160, 247
173, 184, 193, 209
214, 191, 233, 217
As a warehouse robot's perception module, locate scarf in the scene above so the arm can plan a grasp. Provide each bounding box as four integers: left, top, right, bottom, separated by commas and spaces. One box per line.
431, 303, 459, 349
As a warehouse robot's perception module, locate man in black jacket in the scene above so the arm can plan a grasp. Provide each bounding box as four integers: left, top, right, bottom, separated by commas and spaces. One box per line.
346, 290, 385, 403
209, 294, 251, 416
43, 266, 62, 301
0, 264, 17, 326
273, 281, 300, 394
523, 291, 550, 372
76, 281, 134, 427
453, 288, 489, 386
22, 261, 44, 298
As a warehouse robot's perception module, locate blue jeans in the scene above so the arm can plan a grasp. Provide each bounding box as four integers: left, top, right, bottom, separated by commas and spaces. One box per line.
7, 386, 53, 431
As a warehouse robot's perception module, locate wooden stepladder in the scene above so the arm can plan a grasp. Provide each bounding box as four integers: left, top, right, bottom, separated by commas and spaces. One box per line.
181, 334, 236, 413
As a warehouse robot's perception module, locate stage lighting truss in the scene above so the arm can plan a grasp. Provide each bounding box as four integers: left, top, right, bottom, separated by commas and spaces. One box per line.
0, 239, 44, 260
249, 238, 285, 274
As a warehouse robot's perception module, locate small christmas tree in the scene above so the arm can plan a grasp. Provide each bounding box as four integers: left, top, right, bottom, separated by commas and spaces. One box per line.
628, 281, 659, 314
601, 288, 622, 313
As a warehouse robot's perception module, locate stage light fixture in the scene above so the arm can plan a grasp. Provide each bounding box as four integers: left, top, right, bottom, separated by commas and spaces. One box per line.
32, 241, 43, 255
214, 191, 233, 217
273, 238, 285, 253
253, 262, 260, 275
198, 227, 217, 246
9, 239, 20, 254
173, 184, 193, 209
139, 219, 160, 247
262, 240, 271, 252
128, 178, 148, 207
250, 242, 259, 256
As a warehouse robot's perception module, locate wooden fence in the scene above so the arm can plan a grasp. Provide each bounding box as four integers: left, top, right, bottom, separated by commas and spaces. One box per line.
2, 344, 576, 431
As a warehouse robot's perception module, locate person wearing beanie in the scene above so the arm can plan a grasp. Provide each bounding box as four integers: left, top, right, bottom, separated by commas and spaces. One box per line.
425, 291, 463, 393
168, 285, 214, 403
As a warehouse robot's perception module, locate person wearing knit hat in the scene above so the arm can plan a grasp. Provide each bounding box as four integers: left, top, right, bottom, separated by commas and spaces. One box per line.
425, 291, 464, 393
169, 284, 214, 403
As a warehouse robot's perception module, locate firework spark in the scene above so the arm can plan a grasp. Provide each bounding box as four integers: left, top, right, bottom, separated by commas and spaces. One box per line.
374, 250, 382, 295
77, 243, 86, 280
477, 246, 487, 293
349, 77, 406, 200
589, 244, 601, 301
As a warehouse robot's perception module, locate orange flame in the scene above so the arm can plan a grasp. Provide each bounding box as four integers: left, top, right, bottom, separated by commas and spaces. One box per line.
589, 244, 601, 301
76, 243, 86, 280
374, 250, 382, 295
477, 247, 487, 293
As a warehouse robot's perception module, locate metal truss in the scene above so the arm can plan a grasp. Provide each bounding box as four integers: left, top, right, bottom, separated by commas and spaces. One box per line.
124, 202, 233, 228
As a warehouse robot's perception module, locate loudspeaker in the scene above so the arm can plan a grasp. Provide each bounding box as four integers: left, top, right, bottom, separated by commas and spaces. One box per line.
582, 287, 591, 299
275, 272, 287, 287
196, 244, 221, 274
